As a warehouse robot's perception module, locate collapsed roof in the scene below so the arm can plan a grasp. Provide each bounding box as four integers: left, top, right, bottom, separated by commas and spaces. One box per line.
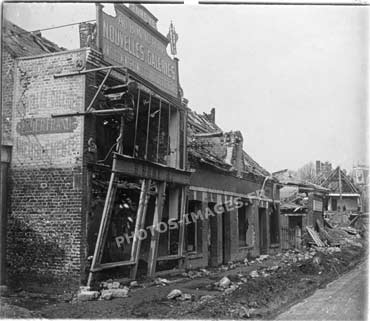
319, 166, 359, 194
187, 107, 270, 178
3, 19, 64, 58
274, 170, 329, 212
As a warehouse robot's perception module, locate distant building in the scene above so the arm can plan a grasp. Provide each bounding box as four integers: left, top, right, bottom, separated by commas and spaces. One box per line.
317, 166, 361, 225
351, 164, 369, 213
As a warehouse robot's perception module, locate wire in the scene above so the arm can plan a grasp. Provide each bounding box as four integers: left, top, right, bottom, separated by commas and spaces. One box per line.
4, 19, 96, 37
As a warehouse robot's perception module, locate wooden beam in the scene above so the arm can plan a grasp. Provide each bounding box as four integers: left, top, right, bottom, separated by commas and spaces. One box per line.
86, 67, 112, 112
178, 186, 188, 259
156, 99, 162, 163
144, 94, 152, 160
51, 108, 132, 118
133, 89, 141, 157
130, 179, 151, 280
91, 260, 135, 272
87, 117, 125, 287
87, 157, 118, 287
147, 182, 167, 277
53, 65, 128, 78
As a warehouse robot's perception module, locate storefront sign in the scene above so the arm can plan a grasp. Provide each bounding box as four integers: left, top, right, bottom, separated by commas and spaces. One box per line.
113, 153, 191, 185
99, 4, 178, 97
16, 117, 78, 135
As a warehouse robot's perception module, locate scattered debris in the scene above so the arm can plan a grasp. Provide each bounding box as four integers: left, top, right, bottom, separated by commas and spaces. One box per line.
266, 265, 279, 272
306, 226, 325, 247
130, 281, 139, 288
100, 290, 113, 300
224, 284, 239, 295
341, 226, 358, 235
111, 282, 120, 289
200, 295, 214, 302
108, 287, 129, 298
77, 290, 99, 302
218, 276, 231, 288
167, 289, 182, 300
257, 254, 269, 262
154, 278, 170, 286
200, 268, 210, 276
178, 293, 192, 301
249, 270, 259, 278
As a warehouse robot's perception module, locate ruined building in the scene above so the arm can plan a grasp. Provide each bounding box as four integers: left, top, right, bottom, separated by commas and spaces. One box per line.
1, 4, 281, 288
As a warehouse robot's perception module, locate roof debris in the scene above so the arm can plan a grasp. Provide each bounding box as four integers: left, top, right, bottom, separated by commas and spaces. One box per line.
3, 19, 64, 58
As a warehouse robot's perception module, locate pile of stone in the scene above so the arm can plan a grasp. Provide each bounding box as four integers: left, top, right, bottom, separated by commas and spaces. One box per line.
167, 289, 193, 301
213, 276, 239, 295
76, 281, 130, 302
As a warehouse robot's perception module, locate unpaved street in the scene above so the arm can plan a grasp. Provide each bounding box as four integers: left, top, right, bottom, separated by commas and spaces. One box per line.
275, 261, 367, 321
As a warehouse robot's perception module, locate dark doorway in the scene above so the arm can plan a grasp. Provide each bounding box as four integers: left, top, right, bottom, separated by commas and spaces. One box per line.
222, 210, 226, 264
258, 208, 268, 254
208, 202, 219, 267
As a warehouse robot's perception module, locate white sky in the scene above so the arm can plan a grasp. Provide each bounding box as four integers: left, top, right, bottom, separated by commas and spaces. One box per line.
3, 3, 369, 173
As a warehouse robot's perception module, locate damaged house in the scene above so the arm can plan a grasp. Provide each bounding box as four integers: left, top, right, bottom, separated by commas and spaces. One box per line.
273, 170, 329, 250
2, 4, 192, 286
317, 166, 362, 225
185, 108, 281, 269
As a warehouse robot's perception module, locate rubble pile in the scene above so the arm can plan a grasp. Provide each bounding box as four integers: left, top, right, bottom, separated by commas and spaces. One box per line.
74, 280, 133, 302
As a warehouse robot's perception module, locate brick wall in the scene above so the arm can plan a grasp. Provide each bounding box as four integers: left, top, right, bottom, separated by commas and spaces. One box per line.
8, 49, 88, 283
2, 50, 15, 145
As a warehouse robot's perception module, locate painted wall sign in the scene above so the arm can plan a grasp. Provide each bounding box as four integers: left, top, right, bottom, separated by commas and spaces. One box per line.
128, 4, 158, 30
16, 117, 78, 135
99, 4, 178, 97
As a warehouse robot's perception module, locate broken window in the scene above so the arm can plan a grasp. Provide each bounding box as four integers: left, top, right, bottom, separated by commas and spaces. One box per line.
269, 205, 280, 244
94, 78, 184, 168
89, 173, 144, 264
186, 200, 203, 253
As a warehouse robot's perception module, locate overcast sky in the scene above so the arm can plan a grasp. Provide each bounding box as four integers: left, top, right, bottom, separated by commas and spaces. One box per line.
4, 3, 369, 172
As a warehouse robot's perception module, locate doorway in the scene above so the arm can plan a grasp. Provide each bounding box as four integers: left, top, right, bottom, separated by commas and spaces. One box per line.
258, 208, 268, 254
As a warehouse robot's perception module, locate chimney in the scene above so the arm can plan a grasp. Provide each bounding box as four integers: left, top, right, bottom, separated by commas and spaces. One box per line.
233, 131, 244, 177
206, 107, 215, 123
316, 160, 321, 176
79, 22, 96, 48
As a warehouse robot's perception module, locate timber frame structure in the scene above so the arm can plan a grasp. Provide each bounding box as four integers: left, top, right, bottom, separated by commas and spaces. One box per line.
52, 61, 191, 285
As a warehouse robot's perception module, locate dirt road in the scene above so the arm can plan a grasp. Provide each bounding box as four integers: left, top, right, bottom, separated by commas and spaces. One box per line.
274, 261, 368, 321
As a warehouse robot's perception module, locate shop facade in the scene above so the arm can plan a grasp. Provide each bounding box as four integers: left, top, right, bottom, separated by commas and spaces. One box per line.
184, 110, 281, 270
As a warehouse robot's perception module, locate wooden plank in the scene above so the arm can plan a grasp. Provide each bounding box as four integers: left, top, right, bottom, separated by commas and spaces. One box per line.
178, 186, 188, 259
87, 165, 118, 287
86, 67, 112, 112
91, 260, 135, 272
144, 94, 152, 160
87, 117, 125, 287
133, 89, 141, 157
156, 254, 184, 261
113, 153, 192, 185
130, 179, 151, 280
306, 226, 325, 247
147, 182, 166, 277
